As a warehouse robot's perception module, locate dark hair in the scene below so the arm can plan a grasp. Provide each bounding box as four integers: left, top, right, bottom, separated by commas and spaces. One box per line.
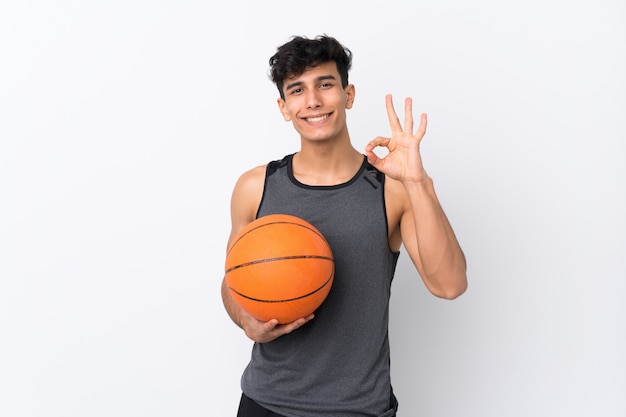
269, 35, 353, 99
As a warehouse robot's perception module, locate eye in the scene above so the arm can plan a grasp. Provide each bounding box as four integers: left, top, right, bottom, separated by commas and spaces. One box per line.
290, 87, 303, 95
320, 82, 333, 89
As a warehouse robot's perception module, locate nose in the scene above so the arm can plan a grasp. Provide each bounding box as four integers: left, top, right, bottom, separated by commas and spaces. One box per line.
305, 90, 322, 109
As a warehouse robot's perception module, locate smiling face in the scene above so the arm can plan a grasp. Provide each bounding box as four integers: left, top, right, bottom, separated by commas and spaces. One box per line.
277, 61, 355, 144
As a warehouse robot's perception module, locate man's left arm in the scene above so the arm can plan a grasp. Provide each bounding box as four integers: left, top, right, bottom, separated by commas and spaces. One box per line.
366, 94, 467, 299
400, 176, 467, 299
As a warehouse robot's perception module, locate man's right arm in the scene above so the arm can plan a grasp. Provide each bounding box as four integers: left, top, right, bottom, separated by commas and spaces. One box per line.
221, 165, 314, 343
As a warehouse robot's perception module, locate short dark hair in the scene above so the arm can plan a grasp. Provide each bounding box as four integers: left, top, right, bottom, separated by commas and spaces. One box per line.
269, 35, 353, 99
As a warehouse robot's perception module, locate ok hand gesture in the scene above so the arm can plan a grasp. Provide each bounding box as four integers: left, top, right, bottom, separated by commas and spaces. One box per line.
365, 94, 429, 184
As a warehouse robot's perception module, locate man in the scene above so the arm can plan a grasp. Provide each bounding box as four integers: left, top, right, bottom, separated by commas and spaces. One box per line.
221, 34, 467, 417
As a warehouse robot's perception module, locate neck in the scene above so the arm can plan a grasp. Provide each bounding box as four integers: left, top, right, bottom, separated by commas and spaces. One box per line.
292, 146, 363, 186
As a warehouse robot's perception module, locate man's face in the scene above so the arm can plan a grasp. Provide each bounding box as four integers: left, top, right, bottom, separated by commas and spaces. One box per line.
277, 61, 355, 143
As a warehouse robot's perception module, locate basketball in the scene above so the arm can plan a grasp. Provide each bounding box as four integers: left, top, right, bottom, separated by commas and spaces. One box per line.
225, 213, 334, 324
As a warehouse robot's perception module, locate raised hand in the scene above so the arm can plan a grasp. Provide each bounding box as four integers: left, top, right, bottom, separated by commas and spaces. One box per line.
365, 94, 429, 184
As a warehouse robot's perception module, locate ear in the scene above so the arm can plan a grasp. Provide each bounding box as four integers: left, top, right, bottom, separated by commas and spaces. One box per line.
345, 84, 356, 109
277, 98, 291, 121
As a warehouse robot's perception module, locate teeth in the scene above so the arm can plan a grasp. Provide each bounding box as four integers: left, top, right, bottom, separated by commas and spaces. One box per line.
306, 115, 328, 122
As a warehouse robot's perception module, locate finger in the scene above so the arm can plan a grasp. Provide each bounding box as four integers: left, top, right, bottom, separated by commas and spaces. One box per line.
385, 94, 402, 134
263, 319, 279, 331
365, 136, 391, 152
415, 113, 428, 140
404, 97, 414, 134
279, 315, 314, 335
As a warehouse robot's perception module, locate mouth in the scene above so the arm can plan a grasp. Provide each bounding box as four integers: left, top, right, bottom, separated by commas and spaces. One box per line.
303, 113, 331, 123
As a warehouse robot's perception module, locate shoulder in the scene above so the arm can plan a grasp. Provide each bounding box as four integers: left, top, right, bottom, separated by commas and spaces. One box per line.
234, 164, 267, 192
231, 164, 268, 217
384, 176, 411, 251
384, 176, 410, 218
229, 164, 268, 247
236, 154, 290, 188
232, 154, 292, 205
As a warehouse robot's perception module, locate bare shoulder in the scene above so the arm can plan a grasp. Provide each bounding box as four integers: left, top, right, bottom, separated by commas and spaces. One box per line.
234, 164, 267, 194
384, 176, 411, 251
384, 176, 410, 219
229, 164, 268, 247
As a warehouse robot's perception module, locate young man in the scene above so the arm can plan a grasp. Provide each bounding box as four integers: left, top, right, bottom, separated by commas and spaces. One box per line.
221, 35, 467, 417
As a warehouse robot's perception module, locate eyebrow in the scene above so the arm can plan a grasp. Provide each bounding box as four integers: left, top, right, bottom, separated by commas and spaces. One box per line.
284, 74, 338, 92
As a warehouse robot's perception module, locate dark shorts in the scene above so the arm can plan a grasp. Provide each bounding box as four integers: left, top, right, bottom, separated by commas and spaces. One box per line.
237, 393, 286, 417
236, 391, 398, 417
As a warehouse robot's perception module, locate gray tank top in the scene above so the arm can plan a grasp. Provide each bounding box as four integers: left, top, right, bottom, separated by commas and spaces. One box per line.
241, 153, 400, 417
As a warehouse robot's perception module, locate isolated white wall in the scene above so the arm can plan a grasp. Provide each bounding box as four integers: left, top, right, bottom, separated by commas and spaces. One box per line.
1, 1, 624, 416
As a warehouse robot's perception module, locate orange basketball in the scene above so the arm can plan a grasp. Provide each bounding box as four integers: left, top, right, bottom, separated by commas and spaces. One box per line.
225, 213, 334, 324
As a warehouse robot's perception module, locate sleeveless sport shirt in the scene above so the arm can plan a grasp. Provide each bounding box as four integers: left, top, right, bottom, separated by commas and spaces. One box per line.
240, 154, 400, 417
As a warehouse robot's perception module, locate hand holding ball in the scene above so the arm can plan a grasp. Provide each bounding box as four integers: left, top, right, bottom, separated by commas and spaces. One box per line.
225, 214, 334, 324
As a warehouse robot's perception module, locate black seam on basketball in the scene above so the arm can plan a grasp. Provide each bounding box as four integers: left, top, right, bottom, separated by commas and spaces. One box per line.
225, 255, 334, 274
226, 220, 329, 256
228, 273, 334, 303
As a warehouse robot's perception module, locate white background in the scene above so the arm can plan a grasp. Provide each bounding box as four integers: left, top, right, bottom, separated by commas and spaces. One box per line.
1, 1, 625, 416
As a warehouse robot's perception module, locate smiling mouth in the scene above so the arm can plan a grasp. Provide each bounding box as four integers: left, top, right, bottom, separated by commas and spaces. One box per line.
304, 114, 330, 123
